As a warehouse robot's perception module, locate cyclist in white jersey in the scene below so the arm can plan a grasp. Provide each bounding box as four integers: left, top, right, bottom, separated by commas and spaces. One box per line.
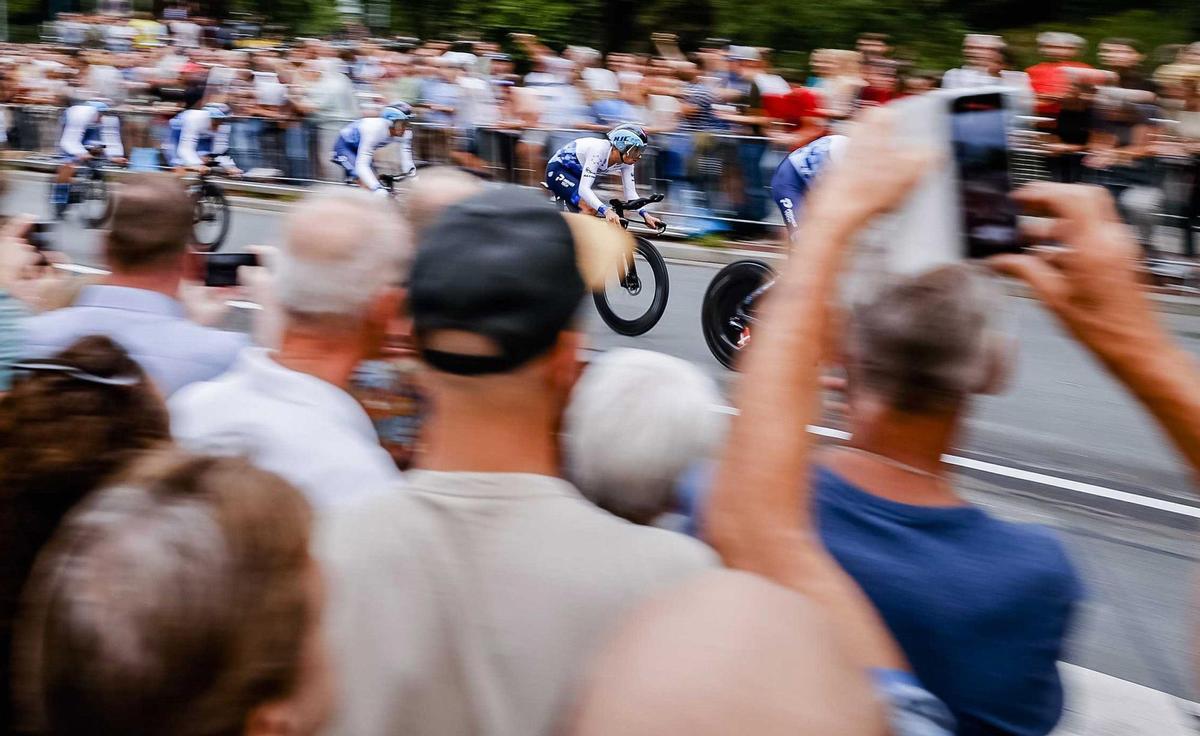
544, 123, 663, 230
51, 100, 126, 216
166, 102, 241, 175
331, 103, 416, 196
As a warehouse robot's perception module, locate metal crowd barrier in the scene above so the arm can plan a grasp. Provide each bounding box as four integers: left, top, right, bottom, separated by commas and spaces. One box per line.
4, 103, 1197, 248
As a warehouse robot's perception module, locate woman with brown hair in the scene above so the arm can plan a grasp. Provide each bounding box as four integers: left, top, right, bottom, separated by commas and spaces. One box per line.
13, 451, 331, 736
0, 335, 170, 734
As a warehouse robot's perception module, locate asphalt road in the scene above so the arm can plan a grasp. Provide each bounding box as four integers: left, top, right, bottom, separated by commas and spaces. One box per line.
11, 173, 1200, 707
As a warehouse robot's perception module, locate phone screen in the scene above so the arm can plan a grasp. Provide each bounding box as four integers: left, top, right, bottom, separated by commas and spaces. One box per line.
951, 92, 1021, 258
203, 252, 258, 287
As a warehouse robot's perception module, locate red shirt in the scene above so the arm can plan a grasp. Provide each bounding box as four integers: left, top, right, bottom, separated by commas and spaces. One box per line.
1026, 61, 1092, 116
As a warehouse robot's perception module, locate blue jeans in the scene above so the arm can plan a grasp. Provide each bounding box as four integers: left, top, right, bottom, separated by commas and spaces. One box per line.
232, 118, 263, 171
736, 138, 769, 223
284, 123, 312, 181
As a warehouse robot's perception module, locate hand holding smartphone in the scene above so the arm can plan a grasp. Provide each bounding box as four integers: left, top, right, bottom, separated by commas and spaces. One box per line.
201, 252, 259, 287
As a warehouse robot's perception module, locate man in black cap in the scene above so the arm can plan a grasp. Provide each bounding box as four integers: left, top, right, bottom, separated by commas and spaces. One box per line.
317, 185, 717, 736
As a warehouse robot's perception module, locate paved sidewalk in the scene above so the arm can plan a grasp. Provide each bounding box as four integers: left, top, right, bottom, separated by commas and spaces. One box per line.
1053, 663, 1198, 735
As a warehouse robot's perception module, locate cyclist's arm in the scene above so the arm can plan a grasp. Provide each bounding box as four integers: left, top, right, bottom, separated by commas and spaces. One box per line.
176, 113, 204, 167
58, 113, 88, 159
619, 165, 640, 205
211, 123, 236, 170
355, 121, 385, 191
576, 145, 608, 214
397, 128, 416, 177
100, 114, 124, 158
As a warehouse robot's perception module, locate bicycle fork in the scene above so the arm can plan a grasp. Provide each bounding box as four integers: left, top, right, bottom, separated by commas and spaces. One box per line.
729, 279, 774, 347
617, 253, 642, 295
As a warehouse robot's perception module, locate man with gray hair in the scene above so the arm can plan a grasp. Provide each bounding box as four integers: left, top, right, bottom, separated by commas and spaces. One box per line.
170, 189, 409, 507
811, 264, 1083, 735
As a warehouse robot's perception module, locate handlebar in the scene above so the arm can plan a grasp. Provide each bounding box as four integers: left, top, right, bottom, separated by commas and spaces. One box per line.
378, 171, 417, 190
610, 194, 667, 235
609, 193, 664, 215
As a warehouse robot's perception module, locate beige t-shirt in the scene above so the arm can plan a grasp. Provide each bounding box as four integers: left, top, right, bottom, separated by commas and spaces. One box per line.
318, 470, 718, 736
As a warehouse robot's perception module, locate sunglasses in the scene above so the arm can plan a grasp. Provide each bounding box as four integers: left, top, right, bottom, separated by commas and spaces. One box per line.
8, 360, 143, 387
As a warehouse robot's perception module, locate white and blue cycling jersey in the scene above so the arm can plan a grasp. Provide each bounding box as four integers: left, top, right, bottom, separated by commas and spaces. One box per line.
544, 136, 640, 215
331, 117, 415, 192
769, 134, 846, 232
165, 108, 234, 168
58, 104, 124, 162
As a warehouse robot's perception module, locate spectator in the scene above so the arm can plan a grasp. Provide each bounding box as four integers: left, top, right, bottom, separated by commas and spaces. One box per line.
318, 187, 717, 736
309, 56, 360, 181
810, 264, 1082, 734
857, 32, 892, 64
0, 218, 37, 392
695, 110, 957, 735
858, 59, 903, 108
942, 35, 1033, 109
12, 451, 331, 736
726, 46, 786, 228
170, 190, 408, 508
1099, 37, 1156, 93
1085, 82, 1160, 248
563, 348, 725, 525
21, 174, 248, 397
1045, 74, 1097, 183
1026, 32, 1092, 117
822, 49, 867, 119
0, 335, 169, 734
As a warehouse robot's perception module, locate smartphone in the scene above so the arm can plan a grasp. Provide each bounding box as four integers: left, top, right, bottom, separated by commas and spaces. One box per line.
202, 252, 258, 287
881, 88, 1020, 275
950, 92, 1021, 259
27, 222, 52, 252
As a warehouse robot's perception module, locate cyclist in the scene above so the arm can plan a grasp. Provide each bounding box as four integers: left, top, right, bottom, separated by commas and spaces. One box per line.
51, 99, 126, 218
332, 103, 417, 197
770, 134, 847, 233
166, 102, 241, 176
544, 123, 664, 231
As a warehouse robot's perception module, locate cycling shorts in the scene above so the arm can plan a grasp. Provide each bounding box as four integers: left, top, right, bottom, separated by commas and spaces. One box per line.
544, 159, 582, 212
769, 158, 811, 234
331, 135, 358, 179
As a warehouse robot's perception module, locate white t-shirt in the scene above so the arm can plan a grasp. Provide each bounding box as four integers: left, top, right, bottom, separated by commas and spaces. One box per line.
170, 347, 401, 509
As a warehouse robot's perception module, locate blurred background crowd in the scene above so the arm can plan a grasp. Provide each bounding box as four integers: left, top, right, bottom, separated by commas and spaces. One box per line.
0, 6, 1197, 252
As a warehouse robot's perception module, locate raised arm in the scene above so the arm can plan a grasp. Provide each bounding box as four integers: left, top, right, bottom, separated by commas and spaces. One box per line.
703, 109, 936, 673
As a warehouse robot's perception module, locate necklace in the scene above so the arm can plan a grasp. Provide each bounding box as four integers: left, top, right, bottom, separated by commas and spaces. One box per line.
835, 446, 944, 482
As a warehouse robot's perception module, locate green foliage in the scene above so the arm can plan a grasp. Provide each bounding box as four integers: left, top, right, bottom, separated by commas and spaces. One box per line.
390, 0, 603, 43
999, 9, 1199, 68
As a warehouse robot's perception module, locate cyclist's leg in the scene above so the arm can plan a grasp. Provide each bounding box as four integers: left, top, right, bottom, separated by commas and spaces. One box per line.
544, 160, 583, 213
332, 137, 358, 185
51, 150, 82, 215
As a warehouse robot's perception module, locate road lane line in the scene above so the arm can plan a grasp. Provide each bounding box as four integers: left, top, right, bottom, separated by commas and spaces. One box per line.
714, 405, 1200, 520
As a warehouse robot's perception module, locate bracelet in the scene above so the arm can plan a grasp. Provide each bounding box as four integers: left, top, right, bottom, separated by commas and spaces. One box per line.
638, 207, 648, 217
596, 204, 607, 217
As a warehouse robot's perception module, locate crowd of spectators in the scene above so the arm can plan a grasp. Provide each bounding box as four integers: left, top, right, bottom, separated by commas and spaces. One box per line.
0, 12, 1193, 246
2, 99, 1200, 736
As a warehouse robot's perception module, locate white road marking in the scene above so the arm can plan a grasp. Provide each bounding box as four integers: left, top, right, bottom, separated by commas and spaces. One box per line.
714, 405, 1200, 520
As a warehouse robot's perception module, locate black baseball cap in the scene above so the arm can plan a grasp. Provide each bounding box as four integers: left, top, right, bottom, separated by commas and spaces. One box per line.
410, 186, 632, 376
